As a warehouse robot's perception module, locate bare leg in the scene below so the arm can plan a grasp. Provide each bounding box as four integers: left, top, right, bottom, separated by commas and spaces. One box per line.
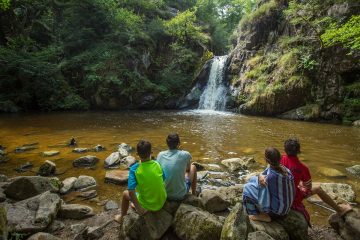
186, 164, 197, 195
114, 190, 130, 224
312, 184, 352, 216
249, 213, 271, 222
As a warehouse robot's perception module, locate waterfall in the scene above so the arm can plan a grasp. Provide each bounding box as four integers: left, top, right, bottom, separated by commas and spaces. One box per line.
198, 55, 228, 111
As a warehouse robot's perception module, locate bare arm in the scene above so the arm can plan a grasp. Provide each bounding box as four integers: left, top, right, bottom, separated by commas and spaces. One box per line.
128, 190, 147, 215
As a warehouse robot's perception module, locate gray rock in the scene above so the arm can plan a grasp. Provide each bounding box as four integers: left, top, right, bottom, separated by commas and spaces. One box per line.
353, 120, 360, 127
104, 152, 121, 168
249, 220, 289, 240
221, 203, 250, 240
173, 204, 224, 240
15, 145, 37, 153
104, 200, 118, 211
60, 177, 77, 194
93, 144, 105, 152
200, 189, 230, 213
4, 176, 59, 200
247, 231, 275, 240
78, 190, 97, 199
86, 226, 104, 239
73, 175, 96, 190
27, 232, 61, 240
73, 155, 99, 167
0, 174, 8, 182
38, 160, 56, 176
0, 205, 7, 238
183, 194, 203, 208
6, 191, 61, 233
278, 104, 321, 121
58, 204, 94, 219
118, 143, 131, 158
105, 170, 129, 185
329, 208, 360, 240
35, 191, 62, 225
42, 150, 60, 157
316, 182, 356, 202
346, 165, 360, 178
120, 208, 173, 240
121, 156, 137, 168
118, 143, 132, 152
197, 171, 209, 181
0, 150, 5, 156
72, 148, 89, 153
215, 184, 244, 205
221, 157, 256, 172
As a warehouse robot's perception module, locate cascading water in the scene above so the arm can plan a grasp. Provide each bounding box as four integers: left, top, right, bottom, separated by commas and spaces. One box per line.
198, 55, 228, 111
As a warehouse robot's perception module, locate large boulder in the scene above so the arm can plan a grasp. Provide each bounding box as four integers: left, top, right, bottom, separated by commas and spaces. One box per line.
27, 232, 61, 240
221, 203, 250, 240
275, 210, 309, 240
4, 176, 59, 200
173, 204, 224, 240
249, 220, 289, 240
5, 191, 61, 233
316, 182, 356, 202
105, 170, 129, 185
73, 175, 96, 190
329, 208, 360, 240
221, 157, 256, 172
59, 177, 77, 194
119, 209, 173, 240
73, 155, 99, 167
104, 152, 121, 168
346, 165, 360, 178
58, 204, 94, 219
200, 189, 230, 213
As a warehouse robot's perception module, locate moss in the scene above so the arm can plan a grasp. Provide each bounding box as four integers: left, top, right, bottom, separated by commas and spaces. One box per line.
239, 0, 278, 30
246, 55, 263, 68
342, 97, 360, 122
344, 82, 360, 98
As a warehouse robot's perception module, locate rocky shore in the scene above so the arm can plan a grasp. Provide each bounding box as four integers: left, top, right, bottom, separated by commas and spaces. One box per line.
0, 142, 359, 240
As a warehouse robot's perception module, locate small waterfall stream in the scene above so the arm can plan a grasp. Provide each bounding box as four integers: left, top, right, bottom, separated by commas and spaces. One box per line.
198, 55, 228, 111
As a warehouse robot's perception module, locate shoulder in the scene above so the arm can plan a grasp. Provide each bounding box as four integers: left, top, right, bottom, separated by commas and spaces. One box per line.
129, 162, 140, 172
180, 150, 191, 158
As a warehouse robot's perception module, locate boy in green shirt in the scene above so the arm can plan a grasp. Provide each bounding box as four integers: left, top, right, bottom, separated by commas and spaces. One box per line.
114, 140, 167, 224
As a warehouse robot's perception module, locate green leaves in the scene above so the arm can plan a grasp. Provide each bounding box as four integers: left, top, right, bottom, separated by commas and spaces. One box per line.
321, 15, 360, 54
0, 0, 11, 10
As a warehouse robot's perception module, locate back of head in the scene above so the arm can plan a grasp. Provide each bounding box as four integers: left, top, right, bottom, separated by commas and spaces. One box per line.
166, 133, 180, 150
265, 147, 281, 166
265, 147, 287, 175
284, 138, 300, 156
137, 140, 151, 159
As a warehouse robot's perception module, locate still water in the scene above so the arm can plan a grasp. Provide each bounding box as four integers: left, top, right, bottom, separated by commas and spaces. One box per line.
0, 110, 359, 225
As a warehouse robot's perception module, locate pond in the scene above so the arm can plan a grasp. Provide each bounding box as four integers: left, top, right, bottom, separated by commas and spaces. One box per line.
0, 110, 359, 225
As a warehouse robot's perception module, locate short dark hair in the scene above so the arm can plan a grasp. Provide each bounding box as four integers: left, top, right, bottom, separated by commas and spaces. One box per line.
284, 138, 301, 156
137, 140, 151, 159
166, 133, 180, 150
265, 147, 281, 166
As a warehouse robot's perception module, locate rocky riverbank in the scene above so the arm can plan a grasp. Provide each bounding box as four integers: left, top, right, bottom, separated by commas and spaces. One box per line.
0, 141, 360, 239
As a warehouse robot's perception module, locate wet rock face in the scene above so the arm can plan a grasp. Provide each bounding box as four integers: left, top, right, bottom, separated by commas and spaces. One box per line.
221, 203, 250, 240
227, 0, 360, 122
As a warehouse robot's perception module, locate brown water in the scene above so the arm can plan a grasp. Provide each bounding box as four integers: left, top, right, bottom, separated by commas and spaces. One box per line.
0, 110, 359, 225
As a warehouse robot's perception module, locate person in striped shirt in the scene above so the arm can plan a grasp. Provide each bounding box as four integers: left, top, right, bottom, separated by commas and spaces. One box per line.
280, 138, 352, 225
243, 147, 295, 222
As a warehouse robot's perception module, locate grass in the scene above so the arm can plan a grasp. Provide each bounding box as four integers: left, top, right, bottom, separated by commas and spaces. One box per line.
239, 0, 278, 30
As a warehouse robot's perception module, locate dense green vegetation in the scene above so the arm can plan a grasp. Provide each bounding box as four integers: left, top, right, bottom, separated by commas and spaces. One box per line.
0, 0, 253, 112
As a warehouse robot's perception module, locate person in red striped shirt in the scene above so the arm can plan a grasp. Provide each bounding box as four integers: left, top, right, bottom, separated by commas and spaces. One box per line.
280, 138, 352, 225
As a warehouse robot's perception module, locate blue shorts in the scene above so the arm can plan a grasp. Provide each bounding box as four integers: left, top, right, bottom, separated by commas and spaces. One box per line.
185, 177, 191, 192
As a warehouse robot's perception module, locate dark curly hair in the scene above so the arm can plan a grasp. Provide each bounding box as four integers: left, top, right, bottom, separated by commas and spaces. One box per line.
284, 138, 301, 156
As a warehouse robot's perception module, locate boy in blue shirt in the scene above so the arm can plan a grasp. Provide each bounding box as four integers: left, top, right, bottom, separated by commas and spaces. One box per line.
157, 133, 197, 200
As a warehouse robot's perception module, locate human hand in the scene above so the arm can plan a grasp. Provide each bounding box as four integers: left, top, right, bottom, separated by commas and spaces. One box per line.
259, 174, 267, 186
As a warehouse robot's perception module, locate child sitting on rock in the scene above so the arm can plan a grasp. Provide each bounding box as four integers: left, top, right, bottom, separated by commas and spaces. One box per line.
243, 147, 295, 222
114, 140, 167, 224
280, 138, 352, 225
